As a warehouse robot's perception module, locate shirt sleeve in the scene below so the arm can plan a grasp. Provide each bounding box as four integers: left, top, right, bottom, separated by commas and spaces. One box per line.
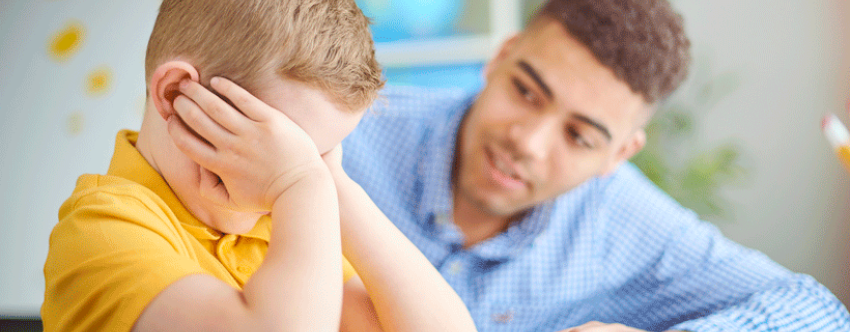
668, 276, 849, 331
600, 165, 850, 331
661, 221, 850, 331
42, 188, 209, 332
343, 256, 357, 283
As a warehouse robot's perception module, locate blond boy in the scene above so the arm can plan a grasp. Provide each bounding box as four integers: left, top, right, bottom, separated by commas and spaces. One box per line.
42, 0, 476, 331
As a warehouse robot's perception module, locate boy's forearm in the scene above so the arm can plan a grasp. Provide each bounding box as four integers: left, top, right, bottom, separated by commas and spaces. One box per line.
336, 176, 477, 332
242, 170, 343, 331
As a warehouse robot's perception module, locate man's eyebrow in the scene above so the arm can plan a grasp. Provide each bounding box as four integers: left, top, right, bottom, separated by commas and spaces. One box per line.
574, 114, 612, 141
517, 60, 552, 99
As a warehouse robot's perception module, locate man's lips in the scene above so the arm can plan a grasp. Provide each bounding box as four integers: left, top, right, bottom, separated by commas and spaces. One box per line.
484, 145, 527, 189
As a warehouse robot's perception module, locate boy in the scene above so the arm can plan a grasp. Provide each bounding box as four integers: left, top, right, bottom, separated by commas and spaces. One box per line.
42, 0, 476, 331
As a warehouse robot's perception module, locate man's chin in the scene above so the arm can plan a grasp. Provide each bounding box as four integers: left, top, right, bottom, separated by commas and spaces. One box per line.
470, 194, 526, 217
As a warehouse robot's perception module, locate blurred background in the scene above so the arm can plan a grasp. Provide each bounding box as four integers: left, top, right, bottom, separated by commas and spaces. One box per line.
1, 0, 848, 328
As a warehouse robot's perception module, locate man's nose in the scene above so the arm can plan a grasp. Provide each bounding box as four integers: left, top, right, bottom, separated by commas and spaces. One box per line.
506, 115, 558, 161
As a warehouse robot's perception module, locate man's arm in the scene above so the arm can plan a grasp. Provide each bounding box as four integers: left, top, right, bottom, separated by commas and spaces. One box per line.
659, 221, 849, 331
599, 165, 850, 331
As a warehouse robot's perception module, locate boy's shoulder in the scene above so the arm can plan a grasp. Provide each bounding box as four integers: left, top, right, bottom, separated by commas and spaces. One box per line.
70, 130, 185, 223
44, 176, 212, 332
57, 129, 193, 236
57, 173, 182, 238
61, 173, 166, 215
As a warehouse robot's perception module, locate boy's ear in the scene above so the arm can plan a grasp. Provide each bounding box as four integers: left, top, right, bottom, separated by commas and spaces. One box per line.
602, 129, 646, 176
149, 61, 200, 121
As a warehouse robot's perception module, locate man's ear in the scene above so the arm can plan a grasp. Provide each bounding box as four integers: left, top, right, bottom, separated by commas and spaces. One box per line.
602, 129, 646, 176
483, 34, 521, 80
149, 61, 200, 121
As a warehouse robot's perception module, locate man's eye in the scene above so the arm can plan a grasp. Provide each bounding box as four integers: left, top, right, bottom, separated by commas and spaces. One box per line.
566, 126, 592, 149
512, 78, 536, 103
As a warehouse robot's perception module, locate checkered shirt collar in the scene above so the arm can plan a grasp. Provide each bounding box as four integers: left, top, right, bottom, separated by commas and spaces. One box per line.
415, 94, 556, 261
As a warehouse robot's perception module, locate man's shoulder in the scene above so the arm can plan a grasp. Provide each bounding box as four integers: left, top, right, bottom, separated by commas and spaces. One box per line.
542, 164, 716, 281
363, 85, 474, 122
598, 163, 691, 215
570, 163, 700, 236
341, 85, 473, 205
344, 85, 473, 160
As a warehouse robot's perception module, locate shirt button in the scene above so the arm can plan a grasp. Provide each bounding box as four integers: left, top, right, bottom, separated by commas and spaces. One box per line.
236, 265, 252, 274
435, 214, 450, 225
492, 310, 514, 324
448, 261, 462, 275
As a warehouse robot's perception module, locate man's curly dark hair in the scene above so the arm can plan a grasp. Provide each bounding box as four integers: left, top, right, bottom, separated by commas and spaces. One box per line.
537, 0, 691, 104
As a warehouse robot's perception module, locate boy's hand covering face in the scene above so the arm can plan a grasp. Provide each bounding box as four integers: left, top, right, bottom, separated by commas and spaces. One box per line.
168, 77, 326, 212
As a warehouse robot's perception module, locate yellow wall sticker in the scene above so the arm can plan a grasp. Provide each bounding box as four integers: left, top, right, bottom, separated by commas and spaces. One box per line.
48, 20, 85, 62
85, 66, 113, 97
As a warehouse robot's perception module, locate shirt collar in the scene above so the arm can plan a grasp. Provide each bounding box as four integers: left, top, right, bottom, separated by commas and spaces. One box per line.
106, 130, 271, 242
472, 200, 556, 261
473, 179, 608, 261
416, 94, 475, 221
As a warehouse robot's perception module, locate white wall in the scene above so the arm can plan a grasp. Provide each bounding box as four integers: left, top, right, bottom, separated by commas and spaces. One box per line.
0, 0, 847, 317
671, 0, 850, 305
0, 0, 157, 316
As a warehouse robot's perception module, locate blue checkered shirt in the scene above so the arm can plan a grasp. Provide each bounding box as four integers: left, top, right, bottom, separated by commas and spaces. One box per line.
341, 86, 850, 331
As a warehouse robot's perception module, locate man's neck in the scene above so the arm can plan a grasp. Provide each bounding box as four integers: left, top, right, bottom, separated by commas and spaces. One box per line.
451, 194, 518, 249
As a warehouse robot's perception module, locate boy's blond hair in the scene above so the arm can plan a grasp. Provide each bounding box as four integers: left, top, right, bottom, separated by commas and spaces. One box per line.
145, 0, 383, 111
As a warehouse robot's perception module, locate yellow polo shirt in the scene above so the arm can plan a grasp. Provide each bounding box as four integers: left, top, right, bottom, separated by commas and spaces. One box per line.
42, 130, 356, 332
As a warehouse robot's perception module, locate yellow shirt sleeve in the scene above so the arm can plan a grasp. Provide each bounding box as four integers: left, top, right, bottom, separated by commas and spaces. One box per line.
342, 256, 357, 283
43, 180, 208, 332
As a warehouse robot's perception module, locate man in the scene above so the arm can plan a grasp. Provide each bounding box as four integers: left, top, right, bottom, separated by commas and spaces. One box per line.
341, 0, 850, 331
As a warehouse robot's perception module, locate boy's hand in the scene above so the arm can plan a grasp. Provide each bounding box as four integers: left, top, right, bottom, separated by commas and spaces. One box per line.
168, 77, 326, 212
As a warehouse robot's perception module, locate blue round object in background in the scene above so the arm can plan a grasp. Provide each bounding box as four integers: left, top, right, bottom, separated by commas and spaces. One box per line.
357, 0, 463, 42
